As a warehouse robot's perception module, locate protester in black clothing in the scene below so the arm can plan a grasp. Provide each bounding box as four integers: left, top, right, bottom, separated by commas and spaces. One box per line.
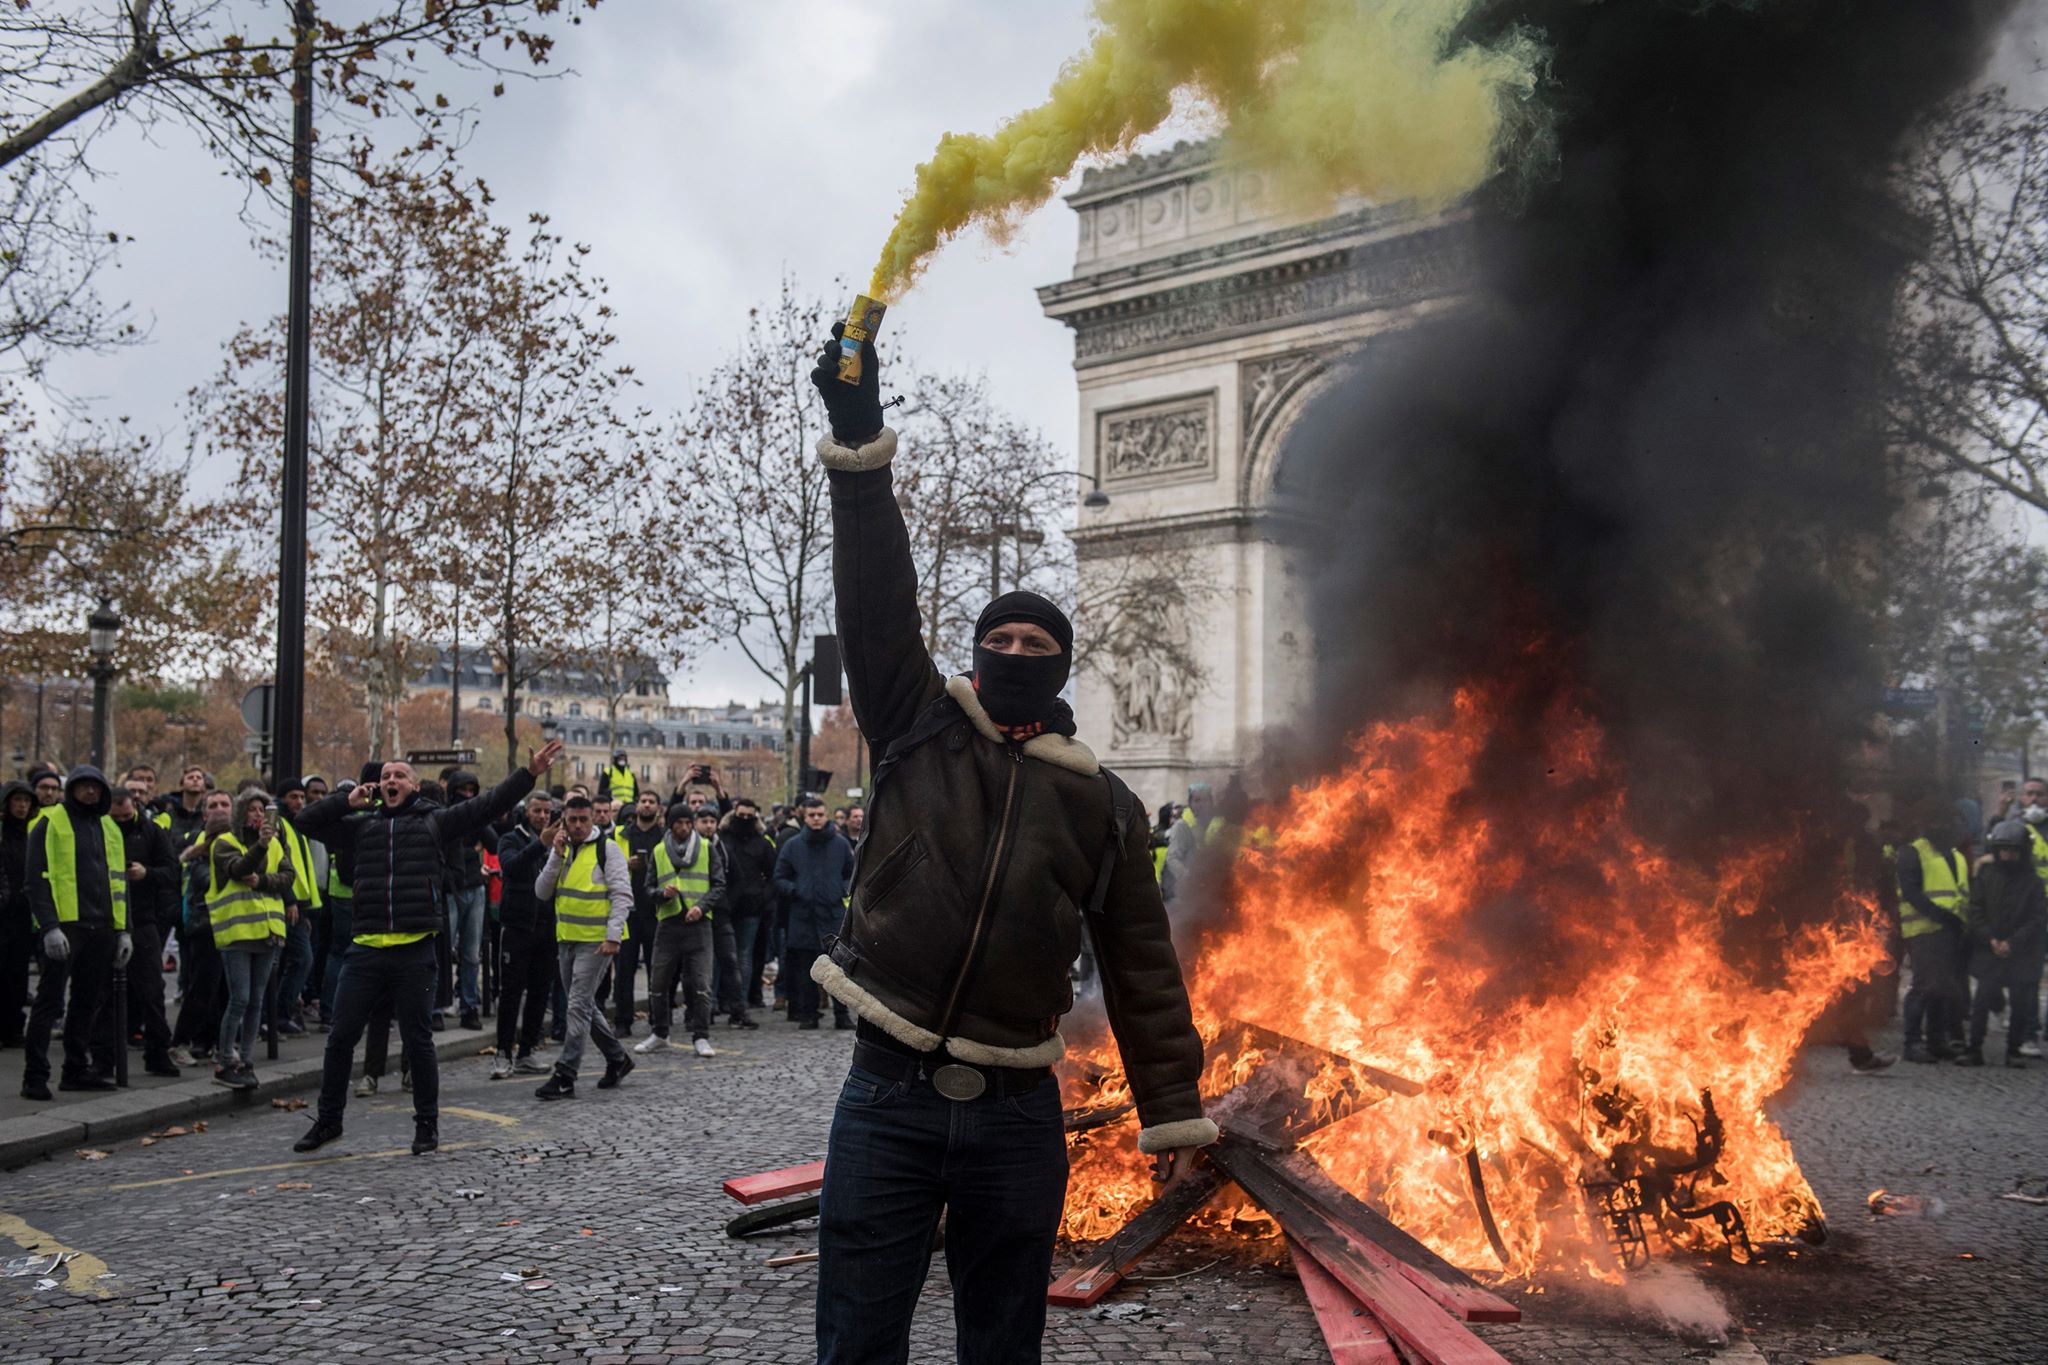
808, 326, 1213, 1364
717, 798, 777, 1026
491, 793, 558, 1080
104, 784, 181, 1076
611, 790, 665, 1036
772, 797, 852, 1030
21, 766, 133, 1099
1961, 821, 2048, 1067
0, 781, 34, 1047
169, 789, 231, 1064
292, 741, 560, 1156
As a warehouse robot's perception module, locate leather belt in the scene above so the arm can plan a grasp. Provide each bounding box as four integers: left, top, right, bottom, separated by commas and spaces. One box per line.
851, 1025, 1051, 1101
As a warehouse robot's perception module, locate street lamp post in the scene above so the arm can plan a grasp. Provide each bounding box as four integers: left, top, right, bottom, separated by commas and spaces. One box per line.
270, 0, 318, 789
87, 597, 122, 770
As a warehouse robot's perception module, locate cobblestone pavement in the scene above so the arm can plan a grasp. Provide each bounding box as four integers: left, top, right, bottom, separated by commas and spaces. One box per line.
0, 1010, 2042, 1364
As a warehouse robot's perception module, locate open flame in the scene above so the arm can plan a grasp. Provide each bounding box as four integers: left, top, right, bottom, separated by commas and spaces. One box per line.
1062, 674, 1887, 1277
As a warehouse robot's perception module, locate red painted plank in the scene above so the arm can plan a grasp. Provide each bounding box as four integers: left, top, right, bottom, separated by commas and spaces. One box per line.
1046, 1165, 1225, 1308
722, 1160, 826, 1205
1211, 1144, 1512, 1365
1288, 1237, 1401, 1365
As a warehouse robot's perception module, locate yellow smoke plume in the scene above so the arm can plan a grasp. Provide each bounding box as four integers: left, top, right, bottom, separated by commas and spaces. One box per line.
869, 0, 1543, 300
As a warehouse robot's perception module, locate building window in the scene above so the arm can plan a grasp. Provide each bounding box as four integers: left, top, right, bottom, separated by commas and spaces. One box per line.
721, 735, 732, 751
696, 733, 709, 748
574, 759, 586, 778
476, 696, 492, 711
739, 736, 750, 751
568, 702, 583, 717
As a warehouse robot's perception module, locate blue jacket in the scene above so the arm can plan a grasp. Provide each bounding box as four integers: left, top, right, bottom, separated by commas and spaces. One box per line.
773, 826, 852, 953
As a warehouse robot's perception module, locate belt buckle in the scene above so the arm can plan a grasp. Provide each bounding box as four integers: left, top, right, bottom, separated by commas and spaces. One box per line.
931, 1062, 986, 1101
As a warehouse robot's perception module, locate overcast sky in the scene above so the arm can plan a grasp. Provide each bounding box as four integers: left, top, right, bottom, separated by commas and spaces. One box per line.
41, 0, 1178, 706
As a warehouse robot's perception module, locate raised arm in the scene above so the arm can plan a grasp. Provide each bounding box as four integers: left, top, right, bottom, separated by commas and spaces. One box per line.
811, 328, 945, 746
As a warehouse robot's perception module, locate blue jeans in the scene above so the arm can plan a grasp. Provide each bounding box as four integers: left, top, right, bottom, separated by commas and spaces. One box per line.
816, 1064, 1068, 1364
452, 886, 487, 1013
321, 895, 353, 1012
274, 915, 314, 1021
218, 946, 277, 1067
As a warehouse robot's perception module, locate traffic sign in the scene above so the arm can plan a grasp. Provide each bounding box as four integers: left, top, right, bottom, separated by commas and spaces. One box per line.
405, 748, 477, 767
241, 683, 275, 733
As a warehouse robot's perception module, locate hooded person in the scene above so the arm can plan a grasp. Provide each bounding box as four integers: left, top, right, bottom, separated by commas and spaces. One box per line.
1960, 821, 2048, 1067
0, 780, 37, 1047
204, 787, 296, 1090
805, 327, 1212, 1363
269, 776, 321, 1038
19, 766, 131, 1099
715, 799, 777, 1026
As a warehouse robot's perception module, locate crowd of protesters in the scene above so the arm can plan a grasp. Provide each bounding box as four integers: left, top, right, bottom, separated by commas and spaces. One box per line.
0, 746, 893, 1132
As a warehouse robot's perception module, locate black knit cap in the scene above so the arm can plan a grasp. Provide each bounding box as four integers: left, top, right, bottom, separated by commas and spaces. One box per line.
974, 591, 1073, 655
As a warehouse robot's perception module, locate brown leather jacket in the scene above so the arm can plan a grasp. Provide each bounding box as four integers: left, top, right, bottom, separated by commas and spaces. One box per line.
813, 426, 1215, 1153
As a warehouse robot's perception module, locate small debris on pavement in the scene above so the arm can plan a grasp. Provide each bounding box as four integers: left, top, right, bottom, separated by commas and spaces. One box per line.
521, 1279, 552, 1291
270, 1097, 307, 1111
76, 1148, 109, 1161
275, 1182, 312, 1191
1866, 1190, 1944, 1218
454, 1188, 484, 1199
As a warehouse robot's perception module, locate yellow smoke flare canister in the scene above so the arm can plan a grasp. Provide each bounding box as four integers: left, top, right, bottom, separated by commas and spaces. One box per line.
835, 296, 887, 387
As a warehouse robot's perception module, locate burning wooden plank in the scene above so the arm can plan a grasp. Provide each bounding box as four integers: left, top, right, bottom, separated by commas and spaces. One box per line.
1208, 1140, 1514, 1365
1288, 1237, 1402, 1365
1047, 1164, 1225, 1308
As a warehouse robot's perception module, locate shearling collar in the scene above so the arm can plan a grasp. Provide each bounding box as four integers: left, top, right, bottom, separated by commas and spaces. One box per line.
943, 675, 1099, 777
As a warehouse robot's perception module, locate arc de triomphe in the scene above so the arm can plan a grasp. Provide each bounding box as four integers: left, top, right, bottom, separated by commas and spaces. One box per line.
1038, 141, 1471, 808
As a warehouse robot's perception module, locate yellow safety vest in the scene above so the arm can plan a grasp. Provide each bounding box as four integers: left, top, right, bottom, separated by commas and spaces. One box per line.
2030, 823, 2048, 893
1181, 807, 1224, 844
1899, 838, 1966, 940
1151, 843, 1169, 881
281, 816, 323, 910
555, 838, 627, 942
36, 805, 128, 931
652, 835, 713, 921
206, 832, 288, 948
604, 763, 637, 805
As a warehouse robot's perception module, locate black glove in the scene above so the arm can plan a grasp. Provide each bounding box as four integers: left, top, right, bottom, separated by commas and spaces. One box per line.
810, 321, 883, 446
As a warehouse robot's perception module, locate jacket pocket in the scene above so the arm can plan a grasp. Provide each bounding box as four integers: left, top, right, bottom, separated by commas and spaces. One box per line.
856, 833, 926, 907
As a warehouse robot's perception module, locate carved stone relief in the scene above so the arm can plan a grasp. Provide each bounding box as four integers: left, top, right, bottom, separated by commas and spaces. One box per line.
1097, 393, 1216, 484
1110, 626, 1197, 750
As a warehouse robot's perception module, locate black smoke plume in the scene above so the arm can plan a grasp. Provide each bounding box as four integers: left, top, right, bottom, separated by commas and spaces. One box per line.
1291, 0, 2014, 860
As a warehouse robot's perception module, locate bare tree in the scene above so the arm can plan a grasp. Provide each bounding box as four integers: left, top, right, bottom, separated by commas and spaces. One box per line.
456, 213, 639, 772
1892, 87, 2048, 519
0, 419, 267, 682
672, 278, 836, 796
891, 370, 1071, 670
195, 160, 494, 755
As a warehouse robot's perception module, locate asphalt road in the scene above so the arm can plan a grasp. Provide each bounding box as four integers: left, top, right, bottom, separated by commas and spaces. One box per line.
0, 1010, 2043, 1364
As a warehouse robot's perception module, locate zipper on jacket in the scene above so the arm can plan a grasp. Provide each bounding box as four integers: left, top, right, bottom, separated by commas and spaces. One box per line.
936, 743, 1024, 1035
387, 818, 396, 933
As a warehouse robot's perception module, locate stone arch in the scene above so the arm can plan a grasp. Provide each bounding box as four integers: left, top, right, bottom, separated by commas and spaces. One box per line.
1239, 350, 1349, 511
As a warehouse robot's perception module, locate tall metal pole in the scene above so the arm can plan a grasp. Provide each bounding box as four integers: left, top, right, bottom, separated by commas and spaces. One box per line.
798, 665, 813, 799
89, 668, 112, 770
271, 0, 316, 787
450, 590, 461, 746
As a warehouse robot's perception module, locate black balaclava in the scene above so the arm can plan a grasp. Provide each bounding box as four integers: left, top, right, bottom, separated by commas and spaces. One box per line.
971, 592, 1074, 733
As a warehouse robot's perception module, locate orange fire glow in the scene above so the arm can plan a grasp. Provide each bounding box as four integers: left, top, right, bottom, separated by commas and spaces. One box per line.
1061, 679, 1888, 1277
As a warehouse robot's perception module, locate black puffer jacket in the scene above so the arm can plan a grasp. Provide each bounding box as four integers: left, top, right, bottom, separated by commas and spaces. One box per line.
1966, 858, 2048, 974
298, 769, 534, 938
496, 820, 555, 937
113, 810, 180, 935
816, 429, 1214, 1154
718, 812, 780, 918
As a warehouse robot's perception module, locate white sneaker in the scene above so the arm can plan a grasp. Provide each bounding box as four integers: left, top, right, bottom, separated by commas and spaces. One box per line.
2019, 1040, 2043, 1058
355, 1073, 379, 1098
168, 1047, 196, 1069
632, 1033, 666, 1054
490, 1054, 515, 1080
692, 1037, 716, 1058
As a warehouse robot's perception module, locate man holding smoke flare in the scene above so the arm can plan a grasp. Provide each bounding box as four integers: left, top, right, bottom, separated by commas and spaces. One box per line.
806, 318, 1215, 1363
